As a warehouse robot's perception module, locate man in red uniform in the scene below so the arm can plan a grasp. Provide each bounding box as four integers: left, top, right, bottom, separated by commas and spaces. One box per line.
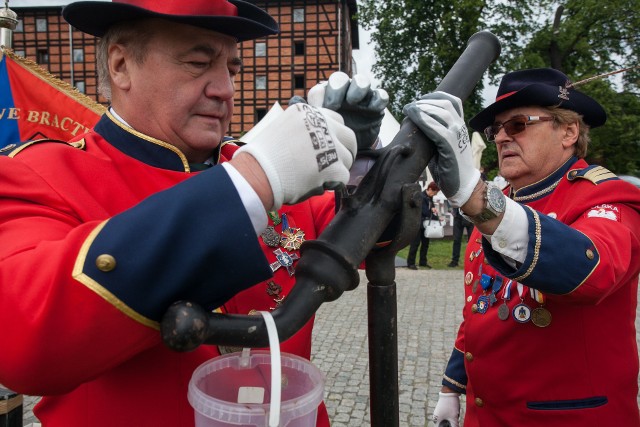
0, 1, 387, 426
404, 68, 640, 426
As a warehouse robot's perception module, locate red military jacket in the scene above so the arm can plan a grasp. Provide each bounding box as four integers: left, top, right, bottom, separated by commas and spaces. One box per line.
0, 112, 334, 426
213, 173, 336, 427
443, 157, 640, 426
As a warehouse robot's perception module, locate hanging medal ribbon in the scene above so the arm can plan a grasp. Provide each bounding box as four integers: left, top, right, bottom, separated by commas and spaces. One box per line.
497, 279, 513, 321
512, 282, 531, 323
489, 275, 503, 306
480, 274, 493, 291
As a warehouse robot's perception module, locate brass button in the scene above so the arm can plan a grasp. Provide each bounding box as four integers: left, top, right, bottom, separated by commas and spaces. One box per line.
465, 352, 474, 362
467, 296, 473, 302
475, 397, 484, 407
568, 170, 578, 179
471, 304, 478, 313
585, 249, 595, 260
96, 254, 116, 272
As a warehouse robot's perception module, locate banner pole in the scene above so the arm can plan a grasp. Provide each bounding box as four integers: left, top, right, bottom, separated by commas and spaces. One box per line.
0, 1, 17, 50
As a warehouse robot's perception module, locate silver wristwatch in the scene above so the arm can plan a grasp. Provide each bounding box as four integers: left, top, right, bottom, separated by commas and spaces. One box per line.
460, 181, 506, 223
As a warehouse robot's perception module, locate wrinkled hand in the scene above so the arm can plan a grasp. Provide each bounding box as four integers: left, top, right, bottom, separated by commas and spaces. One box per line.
432, 392, 460, 427
403, 92, 480, 208
236, 103, 357, 210
307, 71, 389, 151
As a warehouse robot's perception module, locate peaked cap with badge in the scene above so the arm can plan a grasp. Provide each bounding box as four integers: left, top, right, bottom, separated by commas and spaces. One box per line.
62, 0, 279, 42
469, 68, 607, 132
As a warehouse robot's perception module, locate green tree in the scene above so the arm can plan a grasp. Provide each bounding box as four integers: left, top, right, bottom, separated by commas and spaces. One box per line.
358, 0, 640, 175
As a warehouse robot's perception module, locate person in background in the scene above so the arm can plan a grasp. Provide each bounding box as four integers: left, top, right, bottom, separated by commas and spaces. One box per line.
0, 1, 387, 426
407, 181, 441, 270
404, 68, 640, 426
447, 208, 473, 268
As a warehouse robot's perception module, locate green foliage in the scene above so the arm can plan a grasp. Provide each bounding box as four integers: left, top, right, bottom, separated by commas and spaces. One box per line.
357, 0, 640, 176
397, 238, 467, 269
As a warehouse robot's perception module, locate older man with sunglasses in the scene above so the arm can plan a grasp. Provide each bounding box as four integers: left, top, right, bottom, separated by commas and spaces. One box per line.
404, 68, 640, 426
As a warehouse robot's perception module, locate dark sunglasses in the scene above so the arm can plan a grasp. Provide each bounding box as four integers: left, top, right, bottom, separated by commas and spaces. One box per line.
484, 115, 554, 142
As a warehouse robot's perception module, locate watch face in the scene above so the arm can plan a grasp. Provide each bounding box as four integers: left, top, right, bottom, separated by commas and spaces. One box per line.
487, 185, 506, 212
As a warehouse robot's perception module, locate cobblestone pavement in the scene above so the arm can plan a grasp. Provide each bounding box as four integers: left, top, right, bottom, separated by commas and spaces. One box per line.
19, 268, 640, 426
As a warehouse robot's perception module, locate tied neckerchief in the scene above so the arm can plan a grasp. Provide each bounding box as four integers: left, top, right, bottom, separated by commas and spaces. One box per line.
189, 162, 213, 171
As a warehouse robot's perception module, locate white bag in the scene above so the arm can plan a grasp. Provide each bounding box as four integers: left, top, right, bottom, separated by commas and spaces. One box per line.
423, 218, 445, 239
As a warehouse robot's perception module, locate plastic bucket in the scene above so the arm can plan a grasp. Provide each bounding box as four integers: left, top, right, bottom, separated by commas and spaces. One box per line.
189, 350, 325, 427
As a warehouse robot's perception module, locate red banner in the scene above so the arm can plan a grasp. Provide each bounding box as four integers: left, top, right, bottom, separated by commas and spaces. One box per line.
0, 47, 105, 148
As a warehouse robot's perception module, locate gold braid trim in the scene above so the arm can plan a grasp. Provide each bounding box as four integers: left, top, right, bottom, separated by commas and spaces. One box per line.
513, 178, 561, 202
0, 47, 106, 115
577, 166, 617, 184
513, 206, 541, 282
443, 374, 466, 391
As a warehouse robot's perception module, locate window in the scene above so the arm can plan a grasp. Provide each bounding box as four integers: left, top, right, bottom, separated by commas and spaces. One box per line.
256, 76, 266, 90
294, 74, 305, 90
75, 81, 85, 94
294, 41, 305, 56
256, 109, 267, 122
36, 18, 47, 32
14, 50, 25, 58
73, 48, 84, 62
255, 42, 266, 57
15, 20, 23, 32
36, 48, 49, 64
293, 8, 304, 23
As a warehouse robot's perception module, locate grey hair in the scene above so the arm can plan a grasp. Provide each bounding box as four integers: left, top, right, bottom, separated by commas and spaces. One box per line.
96, 19, 154, 101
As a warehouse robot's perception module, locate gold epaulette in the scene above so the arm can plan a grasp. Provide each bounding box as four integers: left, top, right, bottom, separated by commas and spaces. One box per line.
567, 165, 618, 185
0, 138, 86, 158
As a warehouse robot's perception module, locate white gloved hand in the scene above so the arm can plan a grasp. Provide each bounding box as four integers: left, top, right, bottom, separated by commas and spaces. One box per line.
307, 71, 389, 151
432, 392, 460, 427
403, 92, 480, 208
236, 103, 357, 210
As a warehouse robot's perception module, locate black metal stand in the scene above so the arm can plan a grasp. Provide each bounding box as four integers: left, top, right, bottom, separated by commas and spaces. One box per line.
161, 29, 501, 427
366, 183, 422, 427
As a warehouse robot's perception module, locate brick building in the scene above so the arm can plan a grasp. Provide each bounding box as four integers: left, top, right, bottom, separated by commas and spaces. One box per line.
10, 0, 360, 135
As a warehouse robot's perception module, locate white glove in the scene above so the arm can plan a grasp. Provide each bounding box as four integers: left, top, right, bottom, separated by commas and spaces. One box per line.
403, 92, 480, 208
307, 71, 389, 151
432, 392, 460, 427
236, 103, 357, 209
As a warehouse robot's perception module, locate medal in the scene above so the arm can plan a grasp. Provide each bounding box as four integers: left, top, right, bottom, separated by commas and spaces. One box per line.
280, 227, 305, 251
269, 248, 299, 276
512, 303, 531, 323
261, 226, 281, 247
489, 293, 498, 306
531, 307, 552, 327
497, 303, 510, 320
530, 289, 552, 327
512, 282, 531, 323
267, 211, 281, 225
476, 295, 490, 314
465, 272, 473, 285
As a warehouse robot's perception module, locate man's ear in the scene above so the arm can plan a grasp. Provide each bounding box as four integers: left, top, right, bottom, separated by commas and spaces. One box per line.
562, 121, 579, 148
108, 44, 131, 91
